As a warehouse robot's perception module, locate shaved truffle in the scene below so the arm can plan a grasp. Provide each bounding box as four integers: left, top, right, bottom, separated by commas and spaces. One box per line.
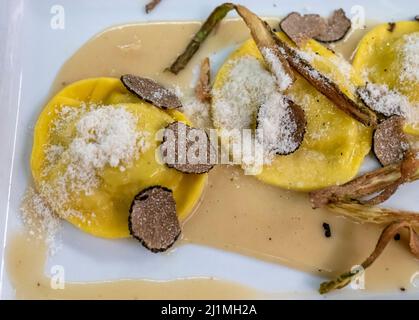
314, 9, 351, 43
287, 100, 307, 149
256, 93, 306, 156
280, 9, 351, 45
121, 74, 182, 109
161, 122, 214, 174
357, 83, 409, 118
129, 186, 180, 253
279, 12, 327, 46
373, 116, 409, 166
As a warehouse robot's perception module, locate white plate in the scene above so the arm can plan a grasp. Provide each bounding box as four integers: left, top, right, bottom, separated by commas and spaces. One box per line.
0, 0, 418, 300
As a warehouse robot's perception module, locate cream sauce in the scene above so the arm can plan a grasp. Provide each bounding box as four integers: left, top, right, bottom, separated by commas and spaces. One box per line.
7, 234, 261, 299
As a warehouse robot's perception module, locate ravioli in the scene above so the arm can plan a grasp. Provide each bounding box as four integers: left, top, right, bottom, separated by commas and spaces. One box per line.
212, 32, 372, 191
352, 21, 419, 134
31, 78, 207, 238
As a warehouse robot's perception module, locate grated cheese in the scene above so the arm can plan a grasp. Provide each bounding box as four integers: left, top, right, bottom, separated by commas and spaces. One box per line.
328, 53, 355, 91
212, 55, 303, 168
296, 48, 354, 92
20, 188, 62, 255
212, 55, 277, 131
260, 47, 293, 91
70, 106, 145, 169
256, 92, 298, 162
399, 33, 419, 83
295, 48, 316, 62
180, 95, 212, 129
38, 105, 149, 227
44, 144, 64, 165
358, 82, 410, 117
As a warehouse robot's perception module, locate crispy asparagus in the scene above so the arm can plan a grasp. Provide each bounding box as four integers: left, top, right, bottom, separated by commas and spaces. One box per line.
271, 34, 378, 127
319, 221, 419, 294
235, 5, 295, 89
328, 202, 419, 226
310, 156, 419, 208
167, 3, 235, 74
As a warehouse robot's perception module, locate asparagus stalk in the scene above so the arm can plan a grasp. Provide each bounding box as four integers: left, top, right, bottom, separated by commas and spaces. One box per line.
271, 34, 378, 127
310, 156, 419, 208
320, 221, 419, 294
168, 3, 297, 95
328, 202, 419, 226
168, 3, 297, 89
167, 3, 235, 74
234, 5, 295, 89
310, 163, 402, 208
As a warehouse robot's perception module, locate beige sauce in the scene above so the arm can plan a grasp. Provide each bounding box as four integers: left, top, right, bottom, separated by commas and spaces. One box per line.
7, 234, 261, 299
7, 19, 419, 299
182, 166, 419, 291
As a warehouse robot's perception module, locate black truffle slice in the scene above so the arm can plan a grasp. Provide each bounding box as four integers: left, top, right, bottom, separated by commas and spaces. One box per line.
129, 186, 181, 253
314, 9, 351, 43
373, 116, 409, 166
121, 74, 182, 109
288, 100, 307, 151
161, 121, 214, 174
256, 97, 306, 156
356, 83, 407, 119
279, 12, 327, 46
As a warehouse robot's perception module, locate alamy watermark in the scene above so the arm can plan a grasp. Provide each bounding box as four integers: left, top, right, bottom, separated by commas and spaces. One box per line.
350, 265, 365, 290
50, 5, 65, 30
50, 265, 65, 290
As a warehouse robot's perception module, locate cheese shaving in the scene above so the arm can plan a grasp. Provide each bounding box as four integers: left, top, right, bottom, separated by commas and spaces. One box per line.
70, 107, 145, 169
358, 82, 410, 117
39, 105, 149, 223
180, 94, 212, 129
296, 48, 354, 92
256, 92, 298, 162
260, 47, 293, 91
212, 55, 277, 131
20, 188, 62, 255
400, 33, 419, 83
